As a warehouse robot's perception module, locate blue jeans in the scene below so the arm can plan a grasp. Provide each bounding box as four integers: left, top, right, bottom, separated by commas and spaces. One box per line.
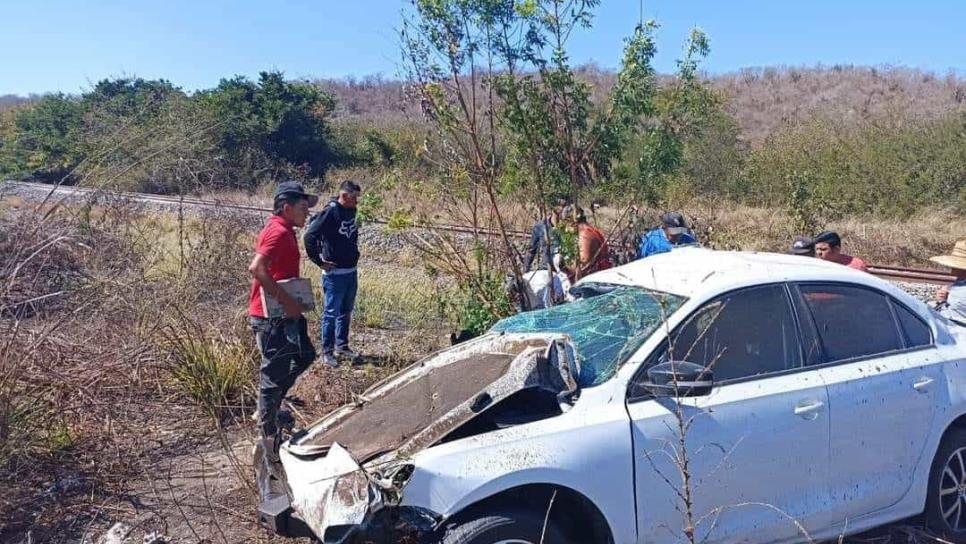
321, 270, 358, 354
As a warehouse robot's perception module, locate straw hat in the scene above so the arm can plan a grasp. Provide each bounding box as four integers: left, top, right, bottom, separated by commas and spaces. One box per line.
930, 240, 966, 270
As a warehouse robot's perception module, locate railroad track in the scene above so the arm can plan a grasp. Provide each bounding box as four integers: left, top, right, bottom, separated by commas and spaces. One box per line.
2, 180, 956, 285
2, 180, 533, 237
866, 264, 954, 285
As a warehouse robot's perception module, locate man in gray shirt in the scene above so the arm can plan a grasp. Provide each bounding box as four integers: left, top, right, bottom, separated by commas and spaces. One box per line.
930, 240, 966, 325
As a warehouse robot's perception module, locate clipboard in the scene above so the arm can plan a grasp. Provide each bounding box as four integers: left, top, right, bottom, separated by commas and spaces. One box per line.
260, 278, 316, 318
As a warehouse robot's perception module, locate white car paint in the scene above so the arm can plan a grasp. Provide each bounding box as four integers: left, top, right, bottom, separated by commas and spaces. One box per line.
628, 367, 833, 541
283, 247, 966, 543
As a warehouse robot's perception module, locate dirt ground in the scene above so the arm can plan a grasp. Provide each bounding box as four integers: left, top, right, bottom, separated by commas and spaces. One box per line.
4, 323, 442, 544
0, 191, 956, 544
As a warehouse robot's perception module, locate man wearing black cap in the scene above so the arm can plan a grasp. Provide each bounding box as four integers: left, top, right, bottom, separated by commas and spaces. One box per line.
304, 180, 362, 367
637, 211, 698, 259
248, 181, 319, 457
790, 236, 815, 257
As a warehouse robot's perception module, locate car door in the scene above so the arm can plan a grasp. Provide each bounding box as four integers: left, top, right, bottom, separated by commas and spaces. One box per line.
796, 283, 941, 521
626, 284, 832, 543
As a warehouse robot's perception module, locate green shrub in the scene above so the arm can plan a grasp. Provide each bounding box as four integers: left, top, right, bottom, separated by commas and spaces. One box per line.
356, 191, 383, 225
454, 272, 515, 336
742, 113, 966, 218
0, 381, 75, 468
161, 324, 255, 421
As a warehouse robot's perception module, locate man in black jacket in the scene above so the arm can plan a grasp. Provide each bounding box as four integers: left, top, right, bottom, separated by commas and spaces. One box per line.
303, 180, 361, 367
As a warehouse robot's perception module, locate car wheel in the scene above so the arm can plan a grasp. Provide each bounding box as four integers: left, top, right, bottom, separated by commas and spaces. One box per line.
439, 506, 572, 544
926, 428, 966, 542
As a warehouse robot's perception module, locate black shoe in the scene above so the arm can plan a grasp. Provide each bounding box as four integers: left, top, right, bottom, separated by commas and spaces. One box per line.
276, 410, 295, 433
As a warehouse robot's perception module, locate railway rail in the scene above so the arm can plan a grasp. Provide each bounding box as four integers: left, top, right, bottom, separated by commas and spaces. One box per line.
2, 180, 956, 285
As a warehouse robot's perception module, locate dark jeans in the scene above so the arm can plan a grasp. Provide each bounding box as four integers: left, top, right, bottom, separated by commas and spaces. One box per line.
250, 316, 316, 437
320, 270, 358, 354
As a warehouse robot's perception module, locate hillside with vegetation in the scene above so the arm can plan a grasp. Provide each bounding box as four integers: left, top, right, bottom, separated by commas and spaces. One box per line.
1, 1, 965, 541
2, 65, 964, 218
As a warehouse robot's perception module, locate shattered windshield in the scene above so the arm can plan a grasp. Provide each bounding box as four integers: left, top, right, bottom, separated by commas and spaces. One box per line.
490, 284, 686, 387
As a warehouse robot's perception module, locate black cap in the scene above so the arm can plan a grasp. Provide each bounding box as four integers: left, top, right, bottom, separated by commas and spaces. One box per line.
790, 235, 815, 256
813, 230, 841, 247
660, 212, 688, 235
272, 181, 319, 207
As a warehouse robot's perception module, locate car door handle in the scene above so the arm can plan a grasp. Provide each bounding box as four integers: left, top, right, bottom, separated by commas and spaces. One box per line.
794, 401, 825, 420
913, 377, 934, 393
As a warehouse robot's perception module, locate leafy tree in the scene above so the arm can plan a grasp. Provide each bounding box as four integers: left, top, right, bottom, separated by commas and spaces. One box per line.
7, 94, 84, 181
492, 4, 661, 212
0, 108, 25, 178
197, 71, 337, 184
401, 0, 710, 323
83, 77, 182, 120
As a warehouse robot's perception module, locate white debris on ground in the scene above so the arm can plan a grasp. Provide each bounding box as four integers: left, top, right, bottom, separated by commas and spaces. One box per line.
88, 523, 169, 544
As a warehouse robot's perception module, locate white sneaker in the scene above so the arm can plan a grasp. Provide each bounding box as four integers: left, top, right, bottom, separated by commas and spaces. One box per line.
335, 347, 359, 360
322, 353, 339, 368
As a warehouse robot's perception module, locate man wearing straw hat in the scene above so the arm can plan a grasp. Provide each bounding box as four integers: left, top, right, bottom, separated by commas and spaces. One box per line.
930, 240, 966, 326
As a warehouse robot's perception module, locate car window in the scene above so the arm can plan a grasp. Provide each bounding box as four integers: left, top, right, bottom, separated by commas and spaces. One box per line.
893, 301, 932, 348
798, 284, 903, 362
662, 285, 802, 382
789, 290, 823, 367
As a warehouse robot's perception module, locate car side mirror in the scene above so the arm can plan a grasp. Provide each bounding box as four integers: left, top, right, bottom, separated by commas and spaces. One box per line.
644, 361, 713, 397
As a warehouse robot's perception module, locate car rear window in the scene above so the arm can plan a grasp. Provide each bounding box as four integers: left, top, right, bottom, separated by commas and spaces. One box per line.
798, 284, 903, 362
893, 301, 932, 348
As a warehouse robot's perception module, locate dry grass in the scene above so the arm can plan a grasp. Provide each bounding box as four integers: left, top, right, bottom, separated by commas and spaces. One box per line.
559, 197, 965, 268
0, 197, 271, 542
684, 200, 966, 267
1, 180, 961, 542
0, 327, 75, 470
160, 320, 257, 422
326, 263, 452, 330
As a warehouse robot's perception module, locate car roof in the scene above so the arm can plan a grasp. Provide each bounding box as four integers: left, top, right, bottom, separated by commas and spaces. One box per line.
584, 247, 892, 300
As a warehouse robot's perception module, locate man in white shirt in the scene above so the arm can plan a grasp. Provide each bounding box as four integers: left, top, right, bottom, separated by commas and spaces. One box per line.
930, 240, 966, 326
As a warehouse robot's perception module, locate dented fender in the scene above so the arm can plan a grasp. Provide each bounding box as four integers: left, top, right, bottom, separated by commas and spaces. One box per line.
395, 388, 638, 544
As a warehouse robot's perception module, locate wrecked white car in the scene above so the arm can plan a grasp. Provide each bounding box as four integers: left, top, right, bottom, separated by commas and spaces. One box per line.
257, 248, 966, 543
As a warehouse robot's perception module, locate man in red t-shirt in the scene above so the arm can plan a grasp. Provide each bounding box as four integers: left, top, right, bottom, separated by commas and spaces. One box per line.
248, 181, 319, 455
814, 231, 867, 272
561, 205, 611, 280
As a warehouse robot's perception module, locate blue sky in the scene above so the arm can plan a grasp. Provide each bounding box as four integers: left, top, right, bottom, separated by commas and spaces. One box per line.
1, 0, 964, 95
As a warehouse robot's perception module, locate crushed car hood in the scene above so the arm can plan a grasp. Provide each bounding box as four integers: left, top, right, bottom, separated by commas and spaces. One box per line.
288, 332, 579, 460
280, 332, 580, 541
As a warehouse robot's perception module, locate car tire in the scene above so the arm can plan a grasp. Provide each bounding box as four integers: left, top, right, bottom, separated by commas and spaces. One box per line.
926, 427, 966, 542
439, 506, 572, 544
